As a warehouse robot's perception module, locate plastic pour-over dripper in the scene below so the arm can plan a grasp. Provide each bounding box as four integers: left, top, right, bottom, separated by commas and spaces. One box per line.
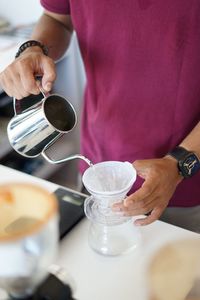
82, 161, 141, 256
83, 161, 137, 224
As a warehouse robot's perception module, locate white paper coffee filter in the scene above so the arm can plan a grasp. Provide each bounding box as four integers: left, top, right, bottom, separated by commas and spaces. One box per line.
82, 161, 137, 195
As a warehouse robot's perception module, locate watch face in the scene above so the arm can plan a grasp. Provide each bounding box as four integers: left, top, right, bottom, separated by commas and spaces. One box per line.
179, 153, 200, 177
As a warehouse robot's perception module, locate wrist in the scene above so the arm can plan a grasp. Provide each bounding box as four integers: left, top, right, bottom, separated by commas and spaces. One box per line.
15, 40, 49, 59
163, 155, 184, 184
21, 45, 44, 55
167, 146, 200, 178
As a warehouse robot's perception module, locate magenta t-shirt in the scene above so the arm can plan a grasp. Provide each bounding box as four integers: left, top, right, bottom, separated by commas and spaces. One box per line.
41, 0, 200, 207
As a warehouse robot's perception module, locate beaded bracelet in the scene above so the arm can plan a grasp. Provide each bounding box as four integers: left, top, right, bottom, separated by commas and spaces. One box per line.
15, 40, 49, 58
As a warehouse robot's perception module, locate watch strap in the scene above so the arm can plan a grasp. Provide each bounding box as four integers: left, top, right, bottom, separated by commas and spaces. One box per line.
168, 146, 191, 161
168, 146, 200, 178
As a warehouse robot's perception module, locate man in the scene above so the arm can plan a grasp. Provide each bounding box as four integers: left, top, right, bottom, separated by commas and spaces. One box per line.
1, 1, 200, 232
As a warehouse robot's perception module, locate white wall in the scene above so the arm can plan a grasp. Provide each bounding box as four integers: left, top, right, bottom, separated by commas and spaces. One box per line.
0, 0, 42, 25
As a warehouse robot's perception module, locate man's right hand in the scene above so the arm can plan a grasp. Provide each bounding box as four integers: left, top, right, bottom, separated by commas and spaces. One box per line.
0, 47, 56, 99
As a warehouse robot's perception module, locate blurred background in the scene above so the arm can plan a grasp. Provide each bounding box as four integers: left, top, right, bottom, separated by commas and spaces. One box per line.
0, 0, 86, 190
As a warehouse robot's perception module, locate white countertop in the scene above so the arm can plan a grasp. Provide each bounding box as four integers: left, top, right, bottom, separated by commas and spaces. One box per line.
0, 164, 199, 300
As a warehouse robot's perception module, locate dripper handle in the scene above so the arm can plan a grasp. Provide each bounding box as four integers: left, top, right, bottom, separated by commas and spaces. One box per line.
41, 149, 92, 166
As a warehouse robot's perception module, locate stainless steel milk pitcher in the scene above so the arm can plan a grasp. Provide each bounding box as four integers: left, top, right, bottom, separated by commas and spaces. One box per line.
7, 90, 91, 166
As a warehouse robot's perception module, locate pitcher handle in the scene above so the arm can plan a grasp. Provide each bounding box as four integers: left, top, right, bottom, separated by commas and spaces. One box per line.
41, 149, 92, 166
13, 81, 49, 115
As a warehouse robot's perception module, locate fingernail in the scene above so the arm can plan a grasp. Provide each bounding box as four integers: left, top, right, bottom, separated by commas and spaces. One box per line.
44, 82, 52, 91
134, 221, 141, 226
112, 206, 121, 212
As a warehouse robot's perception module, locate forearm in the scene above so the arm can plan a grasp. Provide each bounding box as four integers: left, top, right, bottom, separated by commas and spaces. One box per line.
31, 11, 73, 61
179, 121, 200, 157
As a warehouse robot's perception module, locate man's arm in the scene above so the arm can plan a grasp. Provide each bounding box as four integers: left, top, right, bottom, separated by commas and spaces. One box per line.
31, 11, 73, 61
113, 121, 200, 226
0, 10, 73, 99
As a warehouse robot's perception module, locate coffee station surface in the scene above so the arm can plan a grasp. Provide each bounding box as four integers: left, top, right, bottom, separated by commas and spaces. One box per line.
0, 164, 199, 300
0, 274, 74, 300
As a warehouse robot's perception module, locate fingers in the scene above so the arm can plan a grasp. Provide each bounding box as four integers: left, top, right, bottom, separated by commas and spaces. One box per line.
0, 60, 37, 99
112, 179, 157, 215
0, 69, 24, 99
112, 158, 179, 226
112, 197, 166, 226
124, 180, 156, 206
41, 57, 56, 92
133, 159, 150, 178
112, 186, 166, 226
19, 67, 41, 96
113, 196, 156, 216
134, 206, 165, 226
0, 52, 56, 99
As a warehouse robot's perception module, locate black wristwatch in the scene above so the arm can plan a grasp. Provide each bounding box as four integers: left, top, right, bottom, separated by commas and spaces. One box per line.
168, 146, 200, 178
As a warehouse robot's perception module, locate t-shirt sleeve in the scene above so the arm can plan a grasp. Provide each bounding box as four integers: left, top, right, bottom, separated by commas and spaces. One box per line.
40, 0, 70, 15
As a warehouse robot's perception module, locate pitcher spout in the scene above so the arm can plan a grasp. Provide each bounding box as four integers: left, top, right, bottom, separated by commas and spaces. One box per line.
41, 151, 93, 167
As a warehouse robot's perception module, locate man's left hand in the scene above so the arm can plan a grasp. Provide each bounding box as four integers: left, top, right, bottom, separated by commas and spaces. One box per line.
112, 157, 183, 226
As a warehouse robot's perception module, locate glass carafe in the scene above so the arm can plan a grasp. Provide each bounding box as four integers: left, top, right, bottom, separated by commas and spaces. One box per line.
0, 183, 59, 299
83, 161, 141, 256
